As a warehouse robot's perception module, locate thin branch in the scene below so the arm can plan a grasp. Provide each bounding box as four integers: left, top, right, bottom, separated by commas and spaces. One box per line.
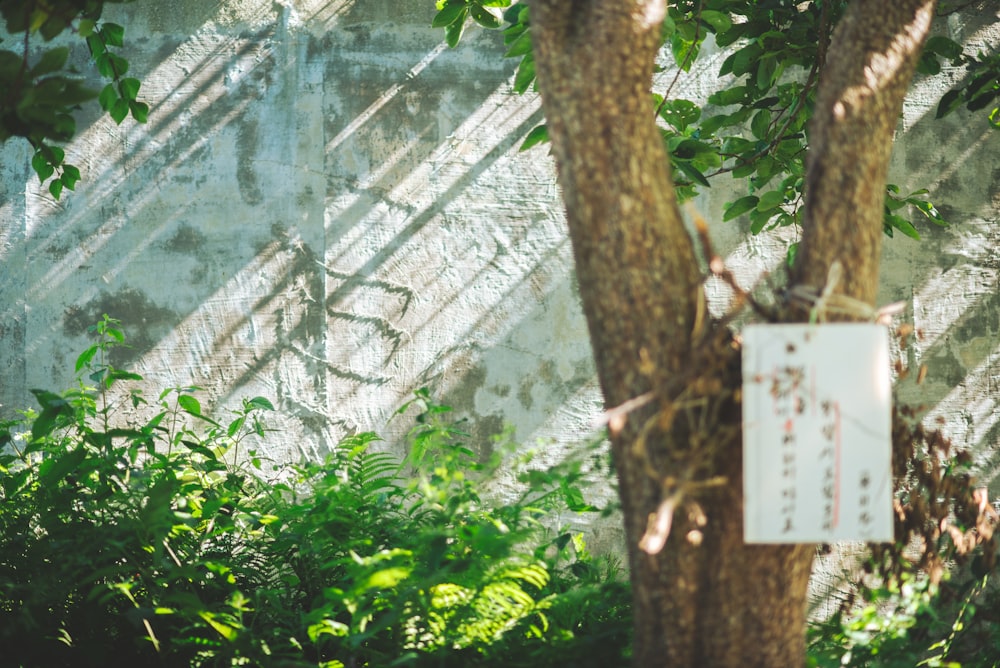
690, 206, 776, 321
654, 1, 703, 118
594, 391, 656, 434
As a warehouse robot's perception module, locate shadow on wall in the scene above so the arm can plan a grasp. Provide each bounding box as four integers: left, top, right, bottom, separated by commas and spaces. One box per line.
0, 0, 561, 462
0, 1, 996, 482
883, 8, 1000, 489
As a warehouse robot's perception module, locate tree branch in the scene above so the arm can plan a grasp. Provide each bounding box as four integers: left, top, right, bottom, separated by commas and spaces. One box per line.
793, 0, 938, 309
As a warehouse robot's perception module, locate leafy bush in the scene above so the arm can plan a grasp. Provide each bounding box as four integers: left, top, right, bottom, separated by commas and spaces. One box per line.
808, 571, 1000, 668
0, 317, 631, 667
11, 318, 995, 667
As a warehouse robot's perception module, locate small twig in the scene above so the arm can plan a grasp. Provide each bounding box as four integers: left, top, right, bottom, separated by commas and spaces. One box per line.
639, 475, 728, 555
817, 0, 831, 71
689, 205, 775, 321
640, 489, 682, 555
594, 391, 656, 434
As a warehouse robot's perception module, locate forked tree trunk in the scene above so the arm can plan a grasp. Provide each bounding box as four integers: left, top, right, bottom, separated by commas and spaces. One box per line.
528, 0, 936, 666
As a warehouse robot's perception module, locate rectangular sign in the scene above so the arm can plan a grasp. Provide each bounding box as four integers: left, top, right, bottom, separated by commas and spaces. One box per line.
742, 324, 894, 543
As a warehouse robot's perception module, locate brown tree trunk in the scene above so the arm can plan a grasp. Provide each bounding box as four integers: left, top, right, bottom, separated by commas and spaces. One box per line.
528, 0, 936, 666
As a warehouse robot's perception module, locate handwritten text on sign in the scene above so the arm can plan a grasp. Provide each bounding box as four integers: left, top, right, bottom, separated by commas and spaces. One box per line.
742, 324, 893, 543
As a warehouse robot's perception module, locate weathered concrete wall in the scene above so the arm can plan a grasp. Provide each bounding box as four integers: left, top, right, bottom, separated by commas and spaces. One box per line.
0, 1, 997, 545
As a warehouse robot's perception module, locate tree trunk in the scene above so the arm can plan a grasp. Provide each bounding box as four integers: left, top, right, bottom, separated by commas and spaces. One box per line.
528, 0, 936, 666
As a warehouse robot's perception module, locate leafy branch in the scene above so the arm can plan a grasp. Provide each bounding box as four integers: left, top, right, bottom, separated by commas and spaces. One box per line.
0, 0, 147, 199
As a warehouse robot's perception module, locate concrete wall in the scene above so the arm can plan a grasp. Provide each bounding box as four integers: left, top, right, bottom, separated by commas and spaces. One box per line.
0, 0, 997, 525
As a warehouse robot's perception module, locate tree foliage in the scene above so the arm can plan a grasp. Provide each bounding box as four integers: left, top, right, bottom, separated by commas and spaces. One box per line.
435, 0, 1000, 248
0, 0, 147, 198
0, 319, 631, 667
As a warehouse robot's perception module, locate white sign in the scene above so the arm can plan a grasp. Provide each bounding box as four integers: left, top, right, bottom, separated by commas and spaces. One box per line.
742, 324, 893, 543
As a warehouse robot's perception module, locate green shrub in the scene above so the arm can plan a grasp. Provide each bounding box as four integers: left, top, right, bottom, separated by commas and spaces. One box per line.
807, 571, 1000, 668
6, 317, 999, 667
0, 317, 631, 667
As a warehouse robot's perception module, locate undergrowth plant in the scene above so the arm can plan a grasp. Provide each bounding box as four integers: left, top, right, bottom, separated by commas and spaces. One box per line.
3, 317, 995, 667
0, 317, 631, 667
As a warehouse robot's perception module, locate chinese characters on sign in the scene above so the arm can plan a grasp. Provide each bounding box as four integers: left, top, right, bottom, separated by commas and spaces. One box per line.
742, 324, 893, 543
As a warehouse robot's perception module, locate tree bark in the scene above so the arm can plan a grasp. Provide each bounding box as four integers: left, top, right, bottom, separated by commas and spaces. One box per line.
529, 0, 936, 666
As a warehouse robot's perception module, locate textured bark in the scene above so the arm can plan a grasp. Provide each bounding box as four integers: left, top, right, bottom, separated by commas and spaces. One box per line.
528, 0, 936, 666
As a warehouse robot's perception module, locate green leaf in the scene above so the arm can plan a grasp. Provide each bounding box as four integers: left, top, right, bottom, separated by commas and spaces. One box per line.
911, 199, 947, 226
39, 14, 69, 41
104, 324, 125, 342
109, 369, 143, 382
95, 53, 113, 77
513, 53, 535, 94
699, 113, 733, 135
750, 109, 771, 140
749, 208, 774, 235
756, 189, 785, 212
109, 98, 129, 124
246, 396, 275, 411
445, 12, 467, 48
99, 83, 117, 111
885, 197, 907, 212
469, 4, 500, 29
732, 161, 756, 179
31, 151, 54, 183
699, 10, 731, 34
924, 36, 962, 61
119, 77, 141, 101
519, 123, 548, 151
30, 390, 72, 441
45, 145, 65, 166
30, 47, 69, 77
363, 566, 412, 590
49, 179, 63, 199
101, 23, 126, 47
786, 241, 799, 269
756, 56, 777, 91
887, 214, 920, 239
85, 36, 105, 61
563, 485, 597, 512
504, 30, 531, 58
433, 3, 467, 28
198, 612, 238, 641
129, 100, 149, 123
661, 13, 676, 40
966, 87, 998, 112
671, 34, 699, 72
61, 164, 81, 190
730, 43, 763, 77
38, 447, 87, 486
675, 161, 710, 187
671, 138, 711, 160
75, 344, 99, 372
227, 417, 246, 437
917, 51, 941, 76
723, 195, 759, 221
659, 98, 701, 131
78, 19, 96, 38
707, 85, 747, 107
109, 54, 130, 76
177, 394, 202, 416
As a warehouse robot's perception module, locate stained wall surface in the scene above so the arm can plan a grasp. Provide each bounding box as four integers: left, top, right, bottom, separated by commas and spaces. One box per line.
0, 1, 997, 540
